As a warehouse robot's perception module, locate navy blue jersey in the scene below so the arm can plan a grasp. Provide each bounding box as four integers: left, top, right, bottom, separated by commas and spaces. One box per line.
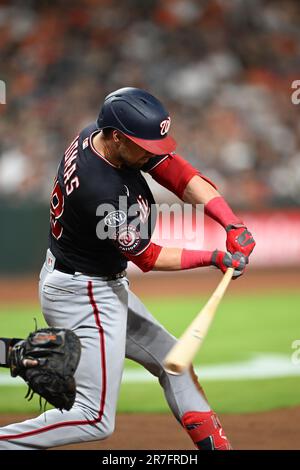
49, 123, 164, 275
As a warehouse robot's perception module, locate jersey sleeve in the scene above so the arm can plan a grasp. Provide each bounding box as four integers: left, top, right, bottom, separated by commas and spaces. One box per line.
124, 242, 163, 272
143, 153, 217, 199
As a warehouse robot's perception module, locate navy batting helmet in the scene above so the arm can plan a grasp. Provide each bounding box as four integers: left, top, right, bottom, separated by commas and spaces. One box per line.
97, 87, 176, 155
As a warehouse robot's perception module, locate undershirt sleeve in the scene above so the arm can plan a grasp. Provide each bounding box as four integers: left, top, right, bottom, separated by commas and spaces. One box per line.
144, 153, 217, 199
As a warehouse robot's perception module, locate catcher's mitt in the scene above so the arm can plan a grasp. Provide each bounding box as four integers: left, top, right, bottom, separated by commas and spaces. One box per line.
9, 328, 81, 411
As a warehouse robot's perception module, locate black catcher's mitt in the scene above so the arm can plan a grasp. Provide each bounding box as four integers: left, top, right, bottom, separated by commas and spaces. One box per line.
8, 328, 81, 411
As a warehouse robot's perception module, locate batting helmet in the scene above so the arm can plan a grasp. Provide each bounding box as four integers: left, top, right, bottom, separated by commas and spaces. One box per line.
97, 87, 176, 155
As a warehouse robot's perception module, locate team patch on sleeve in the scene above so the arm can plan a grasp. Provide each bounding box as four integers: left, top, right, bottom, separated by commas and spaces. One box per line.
114, 225, 141, 253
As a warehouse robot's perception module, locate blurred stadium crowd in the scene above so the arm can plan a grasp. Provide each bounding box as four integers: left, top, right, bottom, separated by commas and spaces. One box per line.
0, 0, 299, 209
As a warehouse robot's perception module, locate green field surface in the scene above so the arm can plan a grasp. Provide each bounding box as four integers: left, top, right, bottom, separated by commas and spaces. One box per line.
0, 292, 299, 414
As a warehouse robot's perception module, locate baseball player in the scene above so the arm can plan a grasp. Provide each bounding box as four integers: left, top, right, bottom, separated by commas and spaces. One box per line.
0, 87, 255, 450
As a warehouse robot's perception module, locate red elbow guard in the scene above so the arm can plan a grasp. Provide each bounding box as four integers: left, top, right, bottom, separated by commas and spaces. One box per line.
149, 153, 217, 199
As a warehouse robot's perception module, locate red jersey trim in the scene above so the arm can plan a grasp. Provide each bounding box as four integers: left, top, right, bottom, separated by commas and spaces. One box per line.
145, 155, 169, 171
0, 281, 107, 441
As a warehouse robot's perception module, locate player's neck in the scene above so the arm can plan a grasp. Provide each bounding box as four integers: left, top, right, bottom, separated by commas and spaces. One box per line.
92, 131, 122, 168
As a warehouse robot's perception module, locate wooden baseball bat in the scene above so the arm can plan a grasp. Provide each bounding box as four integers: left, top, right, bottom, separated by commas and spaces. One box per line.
163, 267, 234, 375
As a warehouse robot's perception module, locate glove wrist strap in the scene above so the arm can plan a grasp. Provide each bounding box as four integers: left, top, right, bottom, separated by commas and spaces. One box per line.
225, 223, 246, 232
211, 249, 219, 267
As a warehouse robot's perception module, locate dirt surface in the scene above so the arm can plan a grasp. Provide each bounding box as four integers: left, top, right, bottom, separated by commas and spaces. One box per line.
0, 268, 300, 303
0, 408, 299, 450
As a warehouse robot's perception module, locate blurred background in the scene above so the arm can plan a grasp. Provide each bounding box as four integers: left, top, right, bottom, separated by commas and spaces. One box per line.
0, 0, 300, 447
0, 0, 300, 273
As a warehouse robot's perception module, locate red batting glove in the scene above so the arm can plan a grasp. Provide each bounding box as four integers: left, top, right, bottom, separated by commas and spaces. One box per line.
226, 224, 256, 260
212, 250, 247, 278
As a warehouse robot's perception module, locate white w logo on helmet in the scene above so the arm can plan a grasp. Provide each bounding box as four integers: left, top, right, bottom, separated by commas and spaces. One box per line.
160, 117, 171, 136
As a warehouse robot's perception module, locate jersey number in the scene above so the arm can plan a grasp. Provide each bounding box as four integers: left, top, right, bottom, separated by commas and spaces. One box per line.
50, 179, 64, 240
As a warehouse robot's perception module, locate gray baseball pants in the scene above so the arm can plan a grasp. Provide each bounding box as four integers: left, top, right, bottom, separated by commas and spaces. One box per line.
0, 262, 209, 449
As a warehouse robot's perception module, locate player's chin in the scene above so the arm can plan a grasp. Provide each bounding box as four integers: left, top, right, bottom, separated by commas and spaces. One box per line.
132, 160, 149, 169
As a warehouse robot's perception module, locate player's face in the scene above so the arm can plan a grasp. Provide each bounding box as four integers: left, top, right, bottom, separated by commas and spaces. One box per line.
117, 134, 154, 169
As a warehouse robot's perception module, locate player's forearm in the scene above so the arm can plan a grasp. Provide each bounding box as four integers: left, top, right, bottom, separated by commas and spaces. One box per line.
152, 247, 182, 270
126, 242, 246, 276
153, 247, 212, 271
182, 175, 220, 204
183, 175, 243, 228
169, 162, 242, 229
182, 176, 256, 260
